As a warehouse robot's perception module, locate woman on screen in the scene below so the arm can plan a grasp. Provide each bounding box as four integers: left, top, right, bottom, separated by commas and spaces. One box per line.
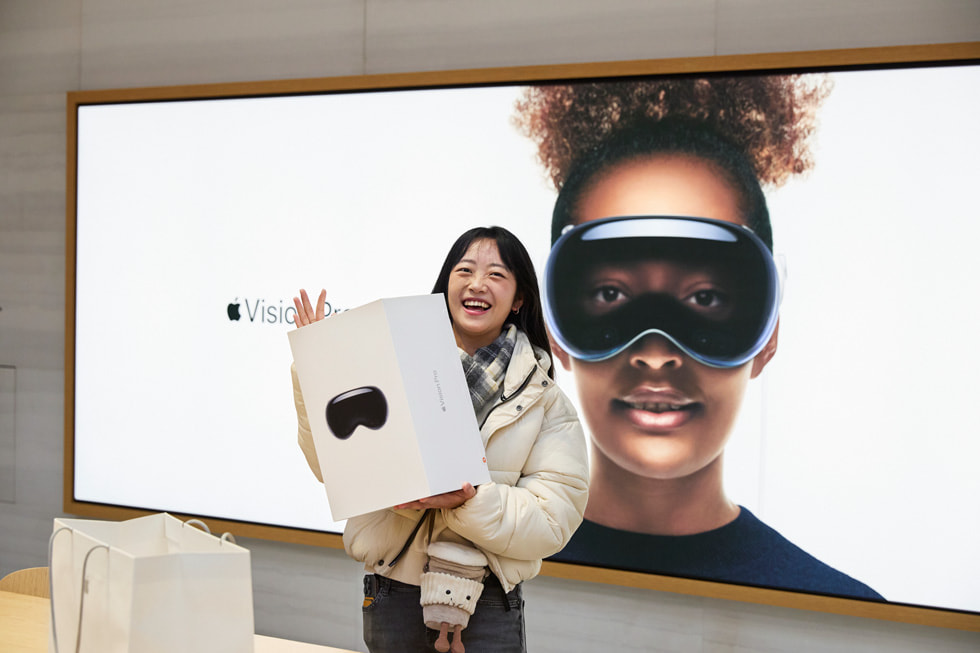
515, 77, 882, 600
291, 226, 589, 652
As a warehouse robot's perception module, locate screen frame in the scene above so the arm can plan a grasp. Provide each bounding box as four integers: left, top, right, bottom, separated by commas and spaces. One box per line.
64, 41, 980, 632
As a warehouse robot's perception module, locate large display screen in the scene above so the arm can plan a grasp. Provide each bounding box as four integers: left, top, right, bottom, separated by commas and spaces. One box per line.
68, 48, 980, 624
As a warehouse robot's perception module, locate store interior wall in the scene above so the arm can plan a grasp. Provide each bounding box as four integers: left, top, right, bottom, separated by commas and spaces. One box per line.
1, 1, 979, 650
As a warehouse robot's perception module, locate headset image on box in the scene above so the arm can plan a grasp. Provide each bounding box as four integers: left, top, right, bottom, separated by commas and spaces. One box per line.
325, 386, 388, 440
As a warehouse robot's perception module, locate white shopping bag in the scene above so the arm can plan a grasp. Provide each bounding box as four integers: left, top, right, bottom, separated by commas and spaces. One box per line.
48, 513, 254, 653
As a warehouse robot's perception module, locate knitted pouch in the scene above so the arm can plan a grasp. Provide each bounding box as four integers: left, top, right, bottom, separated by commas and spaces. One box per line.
420, 541, 489, 652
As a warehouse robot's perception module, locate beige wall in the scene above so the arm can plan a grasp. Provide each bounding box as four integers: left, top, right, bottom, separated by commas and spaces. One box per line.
2, 1, 979, 650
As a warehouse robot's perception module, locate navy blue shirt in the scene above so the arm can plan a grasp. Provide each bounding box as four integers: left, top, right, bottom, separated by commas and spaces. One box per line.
551, 507, 883, 600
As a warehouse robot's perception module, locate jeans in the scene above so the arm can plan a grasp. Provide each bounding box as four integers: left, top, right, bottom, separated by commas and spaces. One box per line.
361, 573, 526, 653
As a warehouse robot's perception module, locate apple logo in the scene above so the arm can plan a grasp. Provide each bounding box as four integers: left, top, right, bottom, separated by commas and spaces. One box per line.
227, 299, 241, 321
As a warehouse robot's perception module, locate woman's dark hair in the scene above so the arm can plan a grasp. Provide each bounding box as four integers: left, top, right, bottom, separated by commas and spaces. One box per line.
552, 117, 773, 249
432, 226, 554, 376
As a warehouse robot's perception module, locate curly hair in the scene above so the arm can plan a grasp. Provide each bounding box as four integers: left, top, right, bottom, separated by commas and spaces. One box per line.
514, 75, 830, 247
514, 74, 831, 191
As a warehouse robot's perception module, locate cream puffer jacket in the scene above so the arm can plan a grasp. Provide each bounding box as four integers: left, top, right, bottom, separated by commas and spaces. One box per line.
292, 329, 589, 593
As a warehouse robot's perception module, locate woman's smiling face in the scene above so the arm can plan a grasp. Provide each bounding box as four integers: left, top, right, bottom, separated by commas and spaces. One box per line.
447, 238, 523, 355
556, 154, 776, 481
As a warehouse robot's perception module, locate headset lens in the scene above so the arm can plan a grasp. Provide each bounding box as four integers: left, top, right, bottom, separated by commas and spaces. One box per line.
545, 216, 779, 367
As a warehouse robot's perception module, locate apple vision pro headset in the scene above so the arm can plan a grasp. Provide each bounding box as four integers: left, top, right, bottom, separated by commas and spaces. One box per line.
544, 215, 781, 369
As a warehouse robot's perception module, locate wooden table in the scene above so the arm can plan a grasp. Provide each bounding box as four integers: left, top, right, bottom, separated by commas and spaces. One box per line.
0, 590, 47, 652
0, 590, 359, 653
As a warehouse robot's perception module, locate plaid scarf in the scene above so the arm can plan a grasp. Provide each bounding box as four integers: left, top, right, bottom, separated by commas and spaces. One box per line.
459, 324, 517, 423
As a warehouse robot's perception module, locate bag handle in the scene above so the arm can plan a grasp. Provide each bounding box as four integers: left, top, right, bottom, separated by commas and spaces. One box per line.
183, 518, 211, 534
183, 517, 237, 544
48, 526, 71, 653
48, 526, 108, 653
75, 544, 109, 653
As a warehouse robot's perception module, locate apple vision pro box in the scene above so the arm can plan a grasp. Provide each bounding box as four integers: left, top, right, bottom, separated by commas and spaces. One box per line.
287, 294, 490, 520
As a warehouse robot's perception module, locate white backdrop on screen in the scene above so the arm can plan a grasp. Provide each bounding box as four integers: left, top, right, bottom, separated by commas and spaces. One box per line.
73, 66, 979, 613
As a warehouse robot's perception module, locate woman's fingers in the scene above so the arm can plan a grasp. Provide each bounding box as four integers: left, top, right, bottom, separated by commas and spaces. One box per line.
292, 288, 327, 328
292, 295, 308, 327
300, 288, 315, 318
394, 483, 477, 510
393, 500, 425, 510
315, 289, 326, 321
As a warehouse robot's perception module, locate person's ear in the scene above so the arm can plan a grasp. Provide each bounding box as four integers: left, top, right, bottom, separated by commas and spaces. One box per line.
511, 295, 524, 314
750, 321, 779, 379
548, 331, 572, 371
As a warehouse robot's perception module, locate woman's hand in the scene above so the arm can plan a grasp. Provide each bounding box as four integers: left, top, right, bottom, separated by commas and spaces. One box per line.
292, 288, 327, 328
393, 483, 477, 511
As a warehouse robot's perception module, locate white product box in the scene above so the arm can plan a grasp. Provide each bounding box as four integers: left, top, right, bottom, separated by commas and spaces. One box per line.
287, 294, 490, 520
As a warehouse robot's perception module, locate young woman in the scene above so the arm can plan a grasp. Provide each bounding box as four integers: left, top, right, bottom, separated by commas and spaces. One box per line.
515, 77, 883, 599
291, 226, 589, 652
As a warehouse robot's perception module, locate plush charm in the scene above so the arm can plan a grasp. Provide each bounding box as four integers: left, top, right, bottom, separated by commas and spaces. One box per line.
420, 541, 489, 653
